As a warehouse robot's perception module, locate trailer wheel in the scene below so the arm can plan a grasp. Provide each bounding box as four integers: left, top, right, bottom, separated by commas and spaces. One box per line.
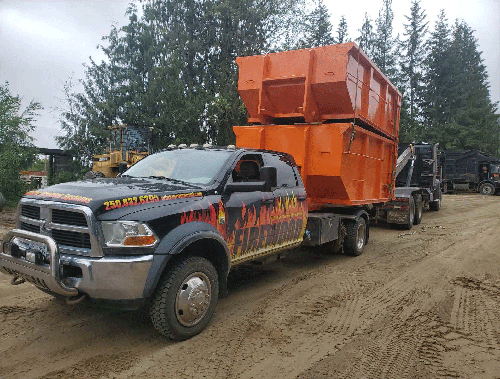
344, 217, 367, 256
150, 256, 219, 340
479, 183, 495, 196
414, 195, 423, 225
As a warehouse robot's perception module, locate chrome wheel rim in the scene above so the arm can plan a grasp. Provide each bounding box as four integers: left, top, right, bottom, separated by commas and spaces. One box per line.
175, 272, 211, 327
357, 222, 366, 250
483, 186, 492, 195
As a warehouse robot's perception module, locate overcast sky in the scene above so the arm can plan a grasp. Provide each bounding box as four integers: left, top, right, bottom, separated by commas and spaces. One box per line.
1, 0, 498, 149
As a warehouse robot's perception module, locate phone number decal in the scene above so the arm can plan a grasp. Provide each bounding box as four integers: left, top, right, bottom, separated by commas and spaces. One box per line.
103, 192, 203, 211
104, 195, 159, 211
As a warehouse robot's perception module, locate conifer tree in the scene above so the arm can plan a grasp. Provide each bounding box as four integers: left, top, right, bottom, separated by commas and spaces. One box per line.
421, 12, 499, 154
372, 0, 398, 82
336, 15, 349, 43
58, 0, 305, 158
300, 0, 335, 48
356, 13, 375, 58
399, 0, 428, 141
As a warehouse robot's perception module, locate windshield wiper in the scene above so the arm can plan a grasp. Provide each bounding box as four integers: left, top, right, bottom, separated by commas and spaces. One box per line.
146, 176, 190, 185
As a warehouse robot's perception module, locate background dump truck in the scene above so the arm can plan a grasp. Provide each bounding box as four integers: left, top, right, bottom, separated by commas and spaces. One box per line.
441, 150, 500, 195
2, 43, 424, 341
385, 143, 442, 229
85, 124, 152, 179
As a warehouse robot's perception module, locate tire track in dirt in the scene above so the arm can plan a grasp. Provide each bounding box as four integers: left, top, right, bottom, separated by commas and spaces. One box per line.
298, 202, 500, 379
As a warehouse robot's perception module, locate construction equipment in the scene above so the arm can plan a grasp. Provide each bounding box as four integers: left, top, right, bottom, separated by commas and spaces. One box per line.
85, 124, 152, 179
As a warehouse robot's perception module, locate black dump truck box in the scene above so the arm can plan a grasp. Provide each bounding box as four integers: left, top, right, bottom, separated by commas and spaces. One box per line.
442, 150, 496, 183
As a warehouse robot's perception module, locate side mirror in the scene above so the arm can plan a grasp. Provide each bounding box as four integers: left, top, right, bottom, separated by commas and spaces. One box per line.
260, 166, 277, 192
118, 161, 128, 174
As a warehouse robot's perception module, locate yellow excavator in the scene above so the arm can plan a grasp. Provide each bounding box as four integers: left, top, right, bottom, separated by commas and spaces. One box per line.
84, 124, 152, 179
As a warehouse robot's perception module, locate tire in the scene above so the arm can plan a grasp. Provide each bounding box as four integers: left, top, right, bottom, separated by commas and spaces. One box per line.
84, 171, 106, 179
344, 217, 367, 256
479, 183, 495, 196
150, 256, 219, 340
413, 195, 423, 225
429, 188, 442, 211
401, 196, 415, 230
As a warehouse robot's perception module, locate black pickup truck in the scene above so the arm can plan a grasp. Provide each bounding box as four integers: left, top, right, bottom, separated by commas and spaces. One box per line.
0, 146, 371, 340
0, 147, 320, 339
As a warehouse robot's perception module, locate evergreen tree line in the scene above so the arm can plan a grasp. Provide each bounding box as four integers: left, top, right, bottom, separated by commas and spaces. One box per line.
57, 0, 500, 165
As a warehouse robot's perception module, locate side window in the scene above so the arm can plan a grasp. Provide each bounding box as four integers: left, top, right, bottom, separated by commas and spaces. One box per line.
264, 153, 298, 188
231, 154, 264, 182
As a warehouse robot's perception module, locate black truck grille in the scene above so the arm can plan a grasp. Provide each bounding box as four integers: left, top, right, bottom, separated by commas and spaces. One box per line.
21, 205, 40, 219
19, 204, 93, 253
20, 222, 40, 233
52, 229, 91, 249
52, 209, 88, 226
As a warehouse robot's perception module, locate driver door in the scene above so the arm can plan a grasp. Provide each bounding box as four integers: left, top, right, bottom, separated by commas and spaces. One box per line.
222, 153, 275, 263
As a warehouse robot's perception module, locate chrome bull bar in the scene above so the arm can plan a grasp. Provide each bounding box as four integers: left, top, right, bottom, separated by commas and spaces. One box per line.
0, 229, 78, 297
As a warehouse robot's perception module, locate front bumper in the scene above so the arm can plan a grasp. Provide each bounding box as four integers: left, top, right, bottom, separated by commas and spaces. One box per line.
1, 229, 154, 300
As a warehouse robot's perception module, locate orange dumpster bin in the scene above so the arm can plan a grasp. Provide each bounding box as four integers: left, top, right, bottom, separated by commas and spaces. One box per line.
236, 43, 401, 141
235, 43, 401, 209
234, 123, 398, 210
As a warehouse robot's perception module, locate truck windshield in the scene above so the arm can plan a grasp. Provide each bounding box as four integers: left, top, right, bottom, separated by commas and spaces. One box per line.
123, 149, 234, 185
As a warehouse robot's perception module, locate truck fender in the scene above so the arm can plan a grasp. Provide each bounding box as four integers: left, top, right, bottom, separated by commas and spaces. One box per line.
143, 222, 231, 299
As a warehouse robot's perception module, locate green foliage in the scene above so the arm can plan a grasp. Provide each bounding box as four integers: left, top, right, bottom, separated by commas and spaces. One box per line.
372, 0, 399, 82
336, 15, 350, 43
399, 0, 428, 142
51, 159, 87, 185
299, 0, 334, 48
0, 82, 41, 206
58, 0, 304, 158
420, 12, 499, 154
357, 13, 375, 57
56, 1, 499, 159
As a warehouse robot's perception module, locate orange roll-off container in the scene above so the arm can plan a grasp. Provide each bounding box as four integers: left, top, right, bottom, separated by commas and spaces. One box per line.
234, 124, 397, 210
234, 43, 401, 211
236, 42, 401, 141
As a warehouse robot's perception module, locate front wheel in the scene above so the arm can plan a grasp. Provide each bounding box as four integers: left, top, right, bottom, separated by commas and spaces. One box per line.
344, 217, 367, 256
429, 188, 442, 211
479, 183, 495, 196
150, 256, 219, 340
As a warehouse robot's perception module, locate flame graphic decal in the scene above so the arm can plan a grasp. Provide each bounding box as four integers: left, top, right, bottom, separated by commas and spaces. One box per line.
180, 193, 308, 263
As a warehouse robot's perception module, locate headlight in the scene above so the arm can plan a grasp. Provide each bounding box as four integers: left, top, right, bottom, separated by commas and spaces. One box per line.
101, 221, 158, 247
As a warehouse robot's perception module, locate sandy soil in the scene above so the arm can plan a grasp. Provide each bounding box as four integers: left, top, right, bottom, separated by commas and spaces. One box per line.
1, 194, 500, 379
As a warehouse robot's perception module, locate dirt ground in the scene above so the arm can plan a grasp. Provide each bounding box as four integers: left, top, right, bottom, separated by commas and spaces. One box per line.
1, 194, 500, 379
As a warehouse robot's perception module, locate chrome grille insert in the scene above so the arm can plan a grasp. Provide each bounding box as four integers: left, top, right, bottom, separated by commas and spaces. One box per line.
18, 200, 102, 257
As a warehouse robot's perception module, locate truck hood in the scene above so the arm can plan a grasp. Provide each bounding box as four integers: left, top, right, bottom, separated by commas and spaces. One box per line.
24, 177, 206, 215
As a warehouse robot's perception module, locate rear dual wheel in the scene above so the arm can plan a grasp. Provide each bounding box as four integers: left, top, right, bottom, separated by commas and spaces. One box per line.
344, 217, 367, 256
